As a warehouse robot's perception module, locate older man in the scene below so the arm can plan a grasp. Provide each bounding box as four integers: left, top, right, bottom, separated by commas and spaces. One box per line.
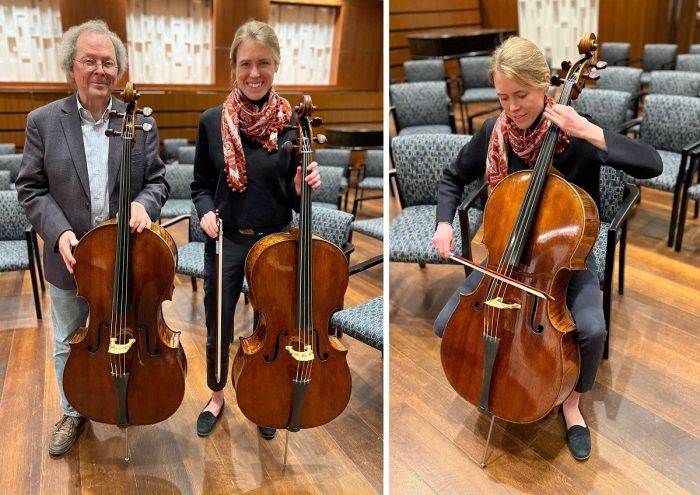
16, 20, 168, 456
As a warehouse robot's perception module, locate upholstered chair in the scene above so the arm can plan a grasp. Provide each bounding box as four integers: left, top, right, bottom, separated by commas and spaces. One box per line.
390, 133, 484, 269
160, 164, 194, 219
457, 56, 500, 134
390, 81, 456, 136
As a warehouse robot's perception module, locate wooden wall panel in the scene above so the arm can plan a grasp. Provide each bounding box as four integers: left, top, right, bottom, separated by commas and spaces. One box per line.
390, 11, 481, 31
389, 0, 483, 81
333, 0, 383, 90
480, 0, 518, 31
391, 0, 480, 13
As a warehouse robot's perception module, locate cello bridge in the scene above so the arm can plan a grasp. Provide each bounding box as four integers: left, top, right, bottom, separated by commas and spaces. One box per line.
485, 297, 521, 310
285, 344, 314, 362
109, 337, 136, 354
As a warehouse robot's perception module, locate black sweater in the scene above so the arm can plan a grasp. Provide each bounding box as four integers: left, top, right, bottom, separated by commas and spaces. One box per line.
436, 115, 663, 224
191, 106, 299, 233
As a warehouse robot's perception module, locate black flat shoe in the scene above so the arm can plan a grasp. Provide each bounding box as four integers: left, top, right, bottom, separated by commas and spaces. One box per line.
257, 425, 276, 440
197, 399, 224, 437
561, 406, 591, 461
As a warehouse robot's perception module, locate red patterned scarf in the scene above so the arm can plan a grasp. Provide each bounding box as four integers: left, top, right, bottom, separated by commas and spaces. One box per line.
485, 96, 569, 191
221, 82, 292, 192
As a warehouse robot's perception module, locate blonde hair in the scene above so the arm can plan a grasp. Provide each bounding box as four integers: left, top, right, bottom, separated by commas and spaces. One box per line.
229, 20, 280, 67
488, 36, 549, 90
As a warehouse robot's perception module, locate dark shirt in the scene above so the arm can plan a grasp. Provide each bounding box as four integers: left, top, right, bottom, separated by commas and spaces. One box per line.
436, 114, 663, 224
191, 106, 299, 233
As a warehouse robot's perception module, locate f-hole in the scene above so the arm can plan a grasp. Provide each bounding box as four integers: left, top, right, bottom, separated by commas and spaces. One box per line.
265, 330, 288, 362
137, 323, 160, 356
88, 321, 109, 353
529, 297, 545, 334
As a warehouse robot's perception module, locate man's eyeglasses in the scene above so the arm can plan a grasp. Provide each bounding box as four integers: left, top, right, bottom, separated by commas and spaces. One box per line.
74, 58, 118, 72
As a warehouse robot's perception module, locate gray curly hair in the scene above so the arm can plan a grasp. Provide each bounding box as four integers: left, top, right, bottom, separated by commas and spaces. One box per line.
58, 20, 128, 82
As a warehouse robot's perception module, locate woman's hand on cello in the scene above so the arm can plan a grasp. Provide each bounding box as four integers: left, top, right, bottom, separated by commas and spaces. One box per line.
432, 222, 455, 259
543, 103, 607, 151
200, 210, 219, 238
295, 161, 321, 196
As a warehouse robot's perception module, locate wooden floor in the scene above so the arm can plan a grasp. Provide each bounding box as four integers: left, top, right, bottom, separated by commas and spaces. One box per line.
389, 182, 700, 494
0, 195, 383, 494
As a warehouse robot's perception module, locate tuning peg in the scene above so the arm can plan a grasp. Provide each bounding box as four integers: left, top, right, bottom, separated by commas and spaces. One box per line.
550, 75, 565, 87
138, 107, 153, 117
311, 117, 322, 127
282, 125, 297, 132
105, 129, 121, 137
595, 61, 608, 70
109, 110, 123, 119
283, 141, 296, 153
137, 123, 153, 132
586, 70, 600, 81
561, 61, 572, 72
314, 134, 327, 144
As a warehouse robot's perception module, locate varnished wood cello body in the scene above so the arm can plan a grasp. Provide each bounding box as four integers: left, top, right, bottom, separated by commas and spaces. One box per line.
440, 34, 604, 424
63, 84, 187, 427
232, 96, 351, 431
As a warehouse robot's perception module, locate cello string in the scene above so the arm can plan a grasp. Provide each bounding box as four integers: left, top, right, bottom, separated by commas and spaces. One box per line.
303, 128, 313, 382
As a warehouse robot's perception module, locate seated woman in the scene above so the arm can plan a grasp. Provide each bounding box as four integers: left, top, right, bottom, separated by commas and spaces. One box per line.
432, 36, 662, 461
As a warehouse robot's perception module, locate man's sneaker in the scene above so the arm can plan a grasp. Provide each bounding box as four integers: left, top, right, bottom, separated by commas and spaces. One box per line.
49, 415, 86, 456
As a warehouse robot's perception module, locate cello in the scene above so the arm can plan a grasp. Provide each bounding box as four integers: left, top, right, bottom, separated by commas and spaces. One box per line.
232, 96, 351, 460
63, 84, 187, 449
440, 34, 604, 465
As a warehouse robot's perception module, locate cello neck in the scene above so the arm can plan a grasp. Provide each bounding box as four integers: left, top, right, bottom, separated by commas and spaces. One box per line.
296, 115, 314, 332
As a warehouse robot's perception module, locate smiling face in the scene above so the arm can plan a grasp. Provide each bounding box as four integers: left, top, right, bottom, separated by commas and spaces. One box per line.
234, 39, 279, 101
493, 71, 549, 130
70, 31, 118, 112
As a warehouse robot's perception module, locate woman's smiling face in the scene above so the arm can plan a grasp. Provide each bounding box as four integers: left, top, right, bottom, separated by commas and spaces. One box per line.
234, 39, 279, 101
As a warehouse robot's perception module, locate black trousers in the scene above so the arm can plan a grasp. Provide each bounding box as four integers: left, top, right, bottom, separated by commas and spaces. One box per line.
203, 227, 288, 392
433, 256, 606, 393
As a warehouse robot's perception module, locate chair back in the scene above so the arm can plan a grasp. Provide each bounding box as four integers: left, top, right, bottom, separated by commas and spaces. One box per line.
0, 153, 22, 183
676, 54, 700, 73
458, 56, 492, 89
0, 170, 10, 190
315, 148, 350, 170
313, 166, 344, 207
0, 191, 30, 241
597, 66, 642, 95
649, 70, 700, 96
690, 44, 700, 55
598, 166, 627, 223
391, 133, 471, 207
188, 204, 207, 243
177, 146, 196, 165
572, 89, 630, 132
292, 205, 353, 249
165, 164, 193, 199
364, 149, 383, 177
389, 81, 451, 129
640, 94, 700, 153
642, 44, 677, 71
163, 138, 188, 163
0, 143, 15, 155
404, 60, 446, 82
601, 42, 630, 66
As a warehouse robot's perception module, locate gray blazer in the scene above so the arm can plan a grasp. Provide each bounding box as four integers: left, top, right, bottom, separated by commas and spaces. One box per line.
16, 94, 169, 289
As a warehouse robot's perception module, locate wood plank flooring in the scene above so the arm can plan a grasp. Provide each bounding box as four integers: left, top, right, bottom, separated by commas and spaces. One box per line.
389, 184, 700, 494
0, 195, 383, 494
